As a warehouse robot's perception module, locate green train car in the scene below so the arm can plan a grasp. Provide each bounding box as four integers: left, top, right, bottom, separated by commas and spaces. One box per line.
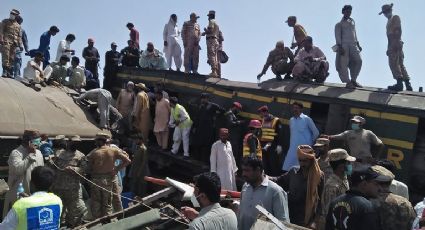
114, 68, 425, 202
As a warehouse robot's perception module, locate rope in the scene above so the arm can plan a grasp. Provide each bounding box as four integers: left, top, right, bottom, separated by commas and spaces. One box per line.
49, 160, 189, 226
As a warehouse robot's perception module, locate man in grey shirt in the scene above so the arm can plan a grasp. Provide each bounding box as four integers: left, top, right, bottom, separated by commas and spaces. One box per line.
335, 5, 363, 89
181, 172, 237, 230
238, 157, 289, 230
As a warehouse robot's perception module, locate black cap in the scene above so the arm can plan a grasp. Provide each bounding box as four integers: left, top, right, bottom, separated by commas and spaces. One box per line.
350, 166, 379, 185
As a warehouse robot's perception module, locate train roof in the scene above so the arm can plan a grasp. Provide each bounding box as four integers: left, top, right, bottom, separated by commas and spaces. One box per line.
0, 78, 103, 139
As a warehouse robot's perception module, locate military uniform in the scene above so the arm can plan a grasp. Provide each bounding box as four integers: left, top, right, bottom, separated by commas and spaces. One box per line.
260, 46, 294, 78
51, 149, 88, 227
386, 15, 408, 80
204, 11, 221, 77
182, 18, 201, 73
0, 10, 22, 78
371, 165, 416, 230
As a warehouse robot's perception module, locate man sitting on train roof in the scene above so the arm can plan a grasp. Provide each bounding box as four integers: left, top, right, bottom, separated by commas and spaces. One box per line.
257, 40, 295, 81
326, 115, 384, 166
139, 42, 167, 70
292, 36, 329, 83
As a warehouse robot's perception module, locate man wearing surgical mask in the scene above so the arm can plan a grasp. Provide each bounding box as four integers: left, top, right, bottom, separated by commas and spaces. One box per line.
181, 172, 238, 230
316, 148, 355, 230
3, 129, 44, 218
327, 115, 384, 165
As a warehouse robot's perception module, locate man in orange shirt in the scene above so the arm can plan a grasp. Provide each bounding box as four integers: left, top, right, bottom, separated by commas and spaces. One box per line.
286, 16, 307, 56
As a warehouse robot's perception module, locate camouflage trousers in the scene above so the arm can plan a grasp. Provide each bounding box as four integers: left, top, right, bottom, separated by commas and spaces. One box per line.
388, 44, 409, 80
1, 42, 17, 70
112, 177, 123, 212
90, 174, 118, 219
54, 186, 87, 227
183, 42, 200, 72
206, 38, 219, 77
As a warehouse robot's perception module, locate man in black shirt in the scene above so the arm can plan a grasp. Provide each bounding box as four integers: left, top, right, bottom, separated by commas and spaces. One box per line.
82, 38, 100, 82
103, 42, 120, 91
121, 40, 140, 67
325, 166, 381, 230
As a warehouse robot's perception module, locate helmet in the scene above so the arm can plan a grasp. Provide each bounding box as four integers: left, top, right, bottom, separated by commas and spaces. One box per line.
248, 120, 262, 129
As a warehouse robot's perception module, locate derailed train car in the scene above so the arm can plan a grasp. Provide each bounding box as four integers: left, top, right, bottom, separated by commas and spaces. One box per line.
114, 67, 425, 203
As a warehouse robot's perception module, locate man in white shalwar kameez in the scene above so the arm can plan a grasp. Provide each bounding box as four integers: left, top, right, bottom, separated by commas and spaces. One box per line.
210, 128, 238, 191
163, 14, 182, 71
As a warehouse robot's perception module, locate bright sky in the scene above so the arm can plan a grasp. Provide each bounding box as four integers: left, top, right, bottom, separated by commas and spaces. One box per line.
2, 0, 424, 90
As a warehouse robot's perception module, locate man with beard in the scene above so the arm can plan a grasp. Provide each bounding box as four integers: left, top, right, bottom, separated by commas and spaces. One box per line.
192, 93, 224, 163
210, 128, 238, 191
87, 133, 131, 219
272, 145, 324, 227
120, 40, 140, 67
51, 135, 88, 227
238, 157, 288, 230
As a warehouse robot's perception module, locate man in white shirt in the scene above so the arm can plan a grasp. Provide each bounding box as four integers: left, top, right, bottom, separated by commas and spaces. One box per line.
169, 97, 192, 157
67, 56, 86, 90
210, 128, 238, 191
23, 51, 44, 84
55, 33, 75, 62
163, 14, 182, 71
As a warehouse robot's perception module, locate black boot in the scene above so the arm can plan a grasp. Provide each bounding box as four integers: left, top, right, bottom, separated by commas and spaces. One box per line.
388, 79, 403, 91
275, 74, 283, 81
404, 79, 413, 91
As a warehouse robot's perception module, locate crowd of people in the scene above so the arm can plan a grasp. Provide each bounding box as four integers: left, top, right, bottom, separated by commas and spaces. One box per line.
0, 9, 227, 93
1, 3, 413, 92
0, 3, 423, 230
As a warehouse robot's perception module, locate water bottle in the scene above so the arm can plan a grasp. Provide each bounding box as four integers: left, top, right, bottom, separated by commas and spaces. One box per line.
17, 183, 24, 199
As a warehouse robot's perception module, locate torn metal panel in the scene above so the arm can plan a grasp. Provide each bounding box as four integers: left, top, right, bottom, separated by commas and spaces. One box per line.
90, 209, 161, 230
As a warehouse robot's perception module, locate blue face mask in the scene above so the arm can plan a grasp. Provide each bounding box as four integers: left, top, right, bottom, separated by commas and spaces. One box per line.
351, 123, 360, 130
31, 138, 42, 147
345, 164, 353, 176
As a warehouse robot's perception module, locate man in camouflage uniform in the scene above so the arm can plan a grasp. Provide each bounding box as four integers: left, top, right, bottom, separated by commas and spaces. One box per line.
371, 165, 416, 230
87, 133, 131, 219
313, 138, 333, 180
181, 13, 201, 74
286, 16, 307, 56
317, 148, 355, 230
50, 135, 88, 227
257, 41, 294, 81
202, 10, 221, 78
380, 4, 412, 91
0, 9, 22, 78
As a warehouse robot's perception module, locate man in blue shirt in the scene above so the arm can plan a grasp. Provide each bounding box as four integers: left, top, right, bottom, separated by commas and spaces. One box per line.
282, 102, 319, 171
38, 26, 59, 68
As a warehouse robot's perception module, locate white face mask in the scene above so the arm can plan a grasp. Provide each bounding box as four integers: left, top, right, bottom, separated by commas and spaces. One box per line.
10, 14, 16, 20
190, 194, 201, 208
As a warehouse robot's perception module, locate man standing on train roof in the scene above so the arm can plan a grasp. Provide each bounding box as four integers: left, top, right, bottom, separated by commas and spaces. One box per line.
103, 42, 120, 92
127, 22, 140, 49
202, 10, 221, 78
335, 5, 363, 89
181, 13, 201, 74
0, 9, 22, 78
380, 3, 412, 91
257, 41, 294, 81
286, 16, 307, 56
37, 26, 60, 69
326, 115, 384, 166
82, 38, 100, 82
257, 105, 285, 176
163, 14, 183, 72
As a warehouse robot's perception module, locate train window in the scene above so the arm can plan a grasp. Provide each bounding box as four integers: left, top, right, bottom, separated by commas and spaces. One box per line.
309, 102, 329, 133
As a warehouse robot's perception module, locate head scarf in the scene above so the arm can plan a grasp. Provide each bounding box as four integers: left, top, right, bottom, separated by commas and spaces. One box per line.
297, 145, 323, 225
